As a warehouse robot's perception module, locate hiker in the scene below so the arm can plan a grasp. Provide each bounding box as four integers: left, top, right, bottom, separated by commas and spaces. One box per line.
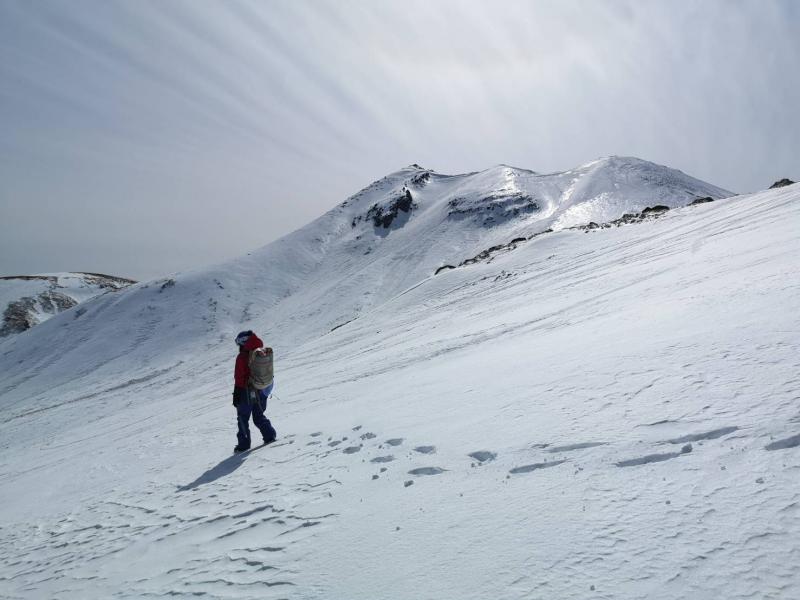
232, 330, 277, 453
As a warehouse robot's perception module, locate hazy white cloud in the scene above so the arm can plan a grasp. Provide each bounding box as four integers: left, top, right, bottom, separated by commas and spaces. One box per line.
1, 0, 798, 279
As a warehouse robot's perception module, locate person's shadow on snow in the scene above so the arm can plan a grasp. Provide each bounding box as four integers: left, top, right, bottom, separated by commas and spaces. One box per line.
177, 452, 250, 491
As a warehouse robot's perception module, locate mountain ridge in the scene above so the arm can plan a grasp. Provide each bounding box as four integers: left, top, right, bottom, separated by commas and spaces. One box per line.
0, 272, 135, 338
0, 156, 733, 405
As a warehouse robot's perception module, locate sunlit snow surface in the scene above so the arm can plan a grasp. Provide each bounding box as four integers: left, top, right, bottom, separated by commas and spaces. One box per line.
0, 169, 798, 599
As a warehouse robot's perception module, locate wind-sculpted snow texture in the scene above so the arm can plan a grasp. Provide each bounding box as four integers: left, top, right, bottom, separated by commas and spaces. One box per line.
0, 162, 797, 599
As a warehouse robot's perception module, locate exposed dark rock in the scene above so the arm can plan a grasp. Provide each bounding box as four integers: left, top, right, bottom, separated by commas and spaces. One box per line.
78, 272, 136, 288
409, 171, 431, 187
1, 273, 133, 337
690, 196, 715, 206
0, 273, 135, 288
437, 199, 680, 278
0, 275, 58, 283
1, 297, 39, 336
436, 229, 553, 275
345, 168, 432, 217
435, 265, 456, 275
39, 291, 78, 313
365, 189, 416, 229
494, 270, 515, 282
0, 292, 77, 337
574, 205, 671, 232
641, 205, 670, 216
769, 178, 795, 189
447, 193, 539, 226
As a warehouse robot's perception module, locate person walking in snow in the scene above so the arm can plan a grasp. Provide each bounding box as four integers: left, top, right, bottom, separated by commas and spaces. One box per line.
232, 330, 277, 453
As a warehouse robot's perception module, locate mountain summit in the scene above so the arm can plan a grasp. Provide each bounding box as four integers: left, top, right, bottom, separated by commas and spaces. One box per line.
342, 155, 731, 236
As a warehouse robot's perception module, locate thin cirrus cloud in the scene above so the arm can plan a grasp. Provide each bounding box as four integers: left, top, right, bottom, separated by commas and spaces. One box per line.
0, 0, 797, 280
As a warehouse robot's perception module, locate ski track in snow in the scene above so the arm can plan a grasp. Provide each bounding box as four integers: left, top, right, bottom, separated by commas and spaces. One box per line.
1, 179, 799, 599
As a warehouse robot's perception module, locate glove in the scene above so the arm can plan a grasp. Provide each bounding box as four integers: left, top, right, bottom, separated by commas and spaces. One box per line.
232, 386, 248, 406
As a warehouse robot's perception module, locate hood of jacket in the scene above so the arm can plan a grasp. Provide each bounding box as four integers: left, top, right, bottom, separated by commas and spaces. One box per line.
240, 333, 263, 352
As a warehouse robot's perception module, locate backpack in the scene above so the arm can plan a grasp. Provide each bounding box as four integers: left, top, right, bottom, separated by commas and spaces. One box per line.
248, 347, 274, 390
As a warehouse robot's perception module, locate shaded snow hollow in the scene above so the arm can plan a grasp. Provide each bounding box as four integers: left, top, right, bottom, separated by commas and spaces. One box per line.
0, 161, 798, 600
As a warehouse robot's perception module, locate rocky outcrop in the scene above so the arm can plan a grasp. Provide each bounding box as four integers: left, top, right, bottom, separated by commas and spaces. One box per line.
436, 204, 676, 276
769, 178, 795, 189
447, 193, 539, 227
409, 170, 431, 188
436, 232, 550, 275
352, 188, 417, 230
575, 205, 670, 231
0, 292, 77, 337
367, 189, 415, 228
0, 273, 134, 337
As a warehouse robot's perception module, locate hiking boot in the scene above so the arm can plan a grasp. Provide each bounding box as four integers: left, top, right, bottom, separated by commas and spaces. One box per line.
233, 445, 250, 453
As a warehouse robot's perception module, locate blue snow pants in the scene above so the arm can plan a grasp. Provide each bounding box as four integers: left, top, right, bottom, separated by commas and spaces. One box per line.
236, 383, 276, 449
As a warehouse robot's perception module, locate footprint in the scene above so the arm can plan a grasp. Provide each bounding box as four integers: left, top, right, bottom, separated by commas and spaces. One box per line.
413, 445, 436, 454
509, 460, 566, 474
765, 433, 800, 451
468, 451, 496, 463
352, 425, 362, 431
641, 419, 680, 427
360, 432, 377, 440
408, 467, 446, 476
370, 455, 395, 463
310, 432, 322, 437
342, 446, 362, 454
615, 446, 691, 468
328, 440, 342, 447
547, 442, 606, 453
386, 438, 404, 447
665, 426, 738, 444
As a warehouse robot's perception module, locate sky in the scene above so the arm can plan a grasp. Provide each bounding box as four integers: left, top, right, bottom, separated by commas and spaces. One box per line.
1, 0, 798, 281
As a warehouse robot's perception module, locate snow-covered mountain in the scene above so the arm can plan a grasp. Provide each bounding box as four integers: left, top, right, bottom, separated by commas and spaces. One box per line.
1, 159, 798, 600
0, 272, 134, 338
0, 156, 732, 401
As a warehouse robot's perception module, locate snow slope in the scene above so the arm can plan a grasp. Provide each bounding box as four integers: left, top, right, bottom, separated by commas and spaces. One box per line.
0, 162, 798, 599
0, 157, 731, 409
0, 273, 134, 338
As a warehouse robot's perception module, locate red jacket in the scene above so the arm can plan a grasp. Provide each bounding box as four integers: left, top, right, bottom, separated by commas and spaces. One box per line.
234, 333, 263, 388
